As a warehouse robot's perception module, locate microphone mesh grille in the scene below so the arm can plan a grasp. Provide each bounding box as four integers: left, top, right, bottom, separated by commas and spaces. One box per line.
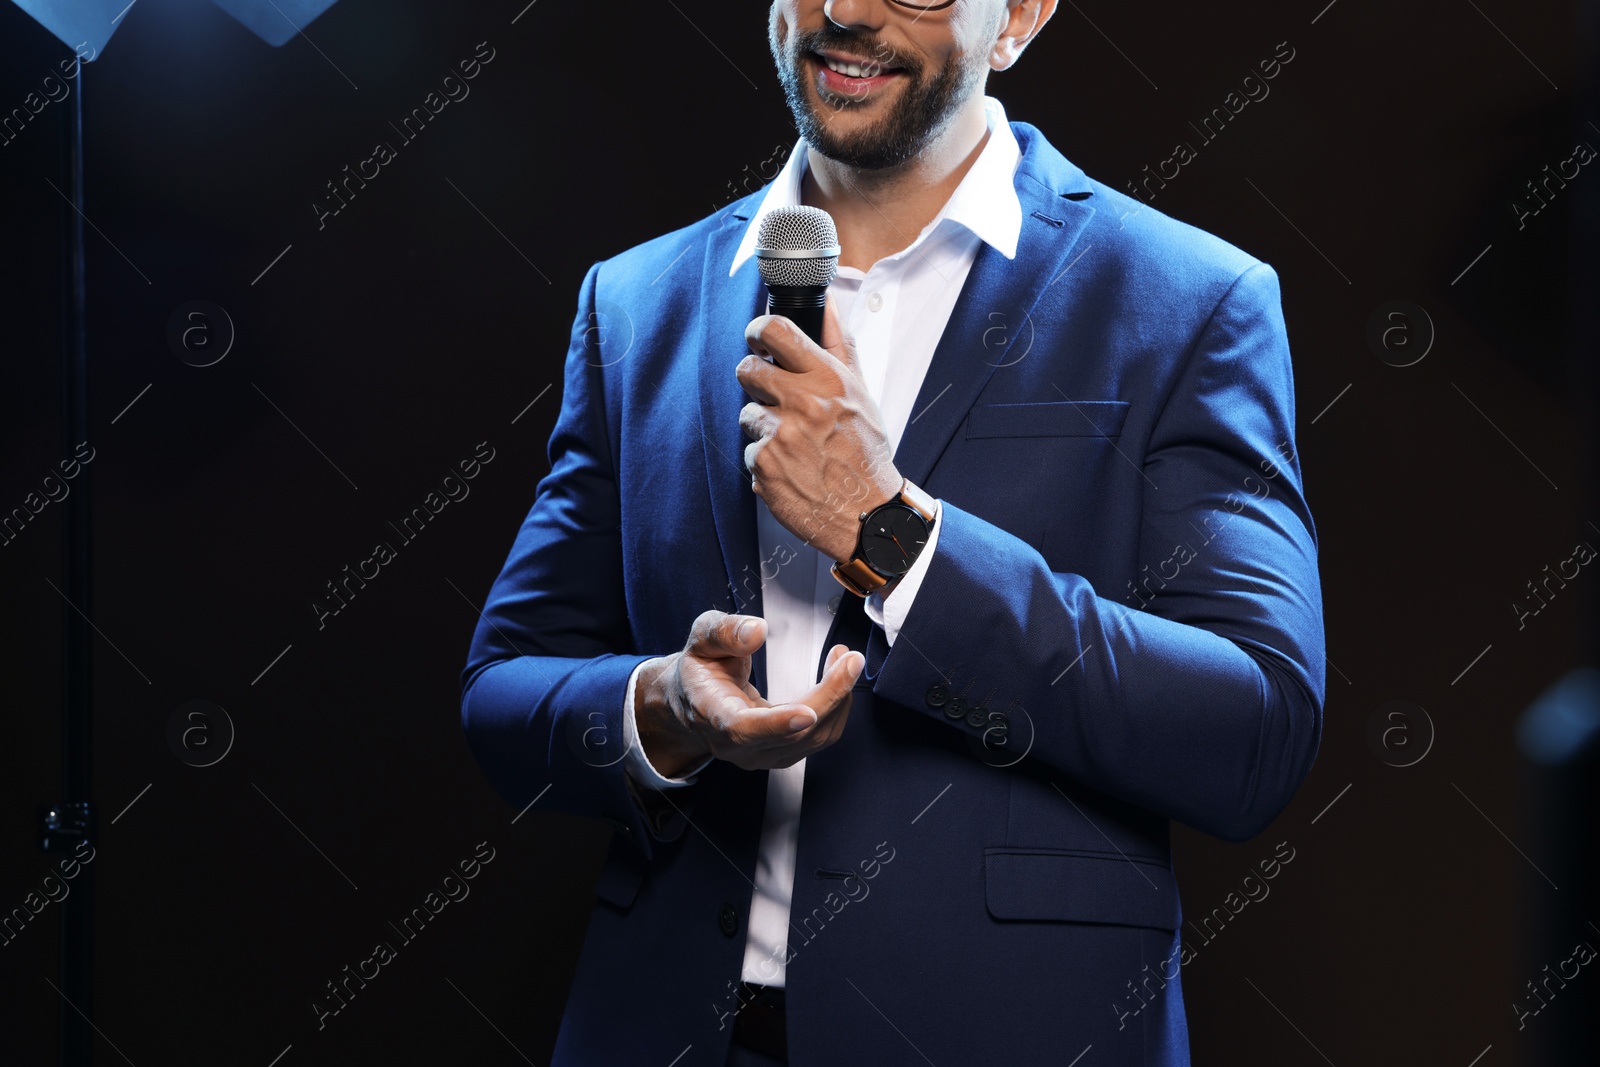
756, 205, 839, 288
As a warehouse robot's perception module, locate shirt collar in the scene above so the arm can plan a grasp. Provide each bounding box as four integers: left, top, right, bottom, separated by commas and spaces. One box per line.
729, 95, 1023, 278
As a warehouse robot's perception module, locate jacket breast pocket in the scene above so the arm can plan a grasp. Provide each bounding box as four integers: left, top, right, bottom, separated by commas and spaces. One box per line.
964, 400, 1130, 440
984, 847, 1179, 930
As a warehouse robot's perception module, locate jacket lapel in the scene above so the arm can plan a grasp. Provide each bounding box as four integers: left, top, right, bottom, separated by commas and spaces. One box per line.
696, 208, 769, 692
892, 126, 1098, 488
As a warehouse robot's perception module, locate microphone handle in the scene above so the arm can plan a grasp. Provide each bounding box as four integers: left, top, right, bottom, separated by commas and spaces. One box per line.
766, 285, 827, 348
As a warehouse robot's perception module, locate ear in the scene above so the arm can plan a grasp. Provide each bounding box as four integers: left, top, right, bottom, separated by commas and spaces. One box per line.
990, 0, 1057, 71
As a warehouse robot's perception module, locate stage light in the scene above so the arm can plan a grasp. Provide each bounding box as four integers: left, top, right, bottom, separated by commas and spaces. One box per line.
11, 0, 344, 55
209, 0, 343, 47
7, 7, 346, 1064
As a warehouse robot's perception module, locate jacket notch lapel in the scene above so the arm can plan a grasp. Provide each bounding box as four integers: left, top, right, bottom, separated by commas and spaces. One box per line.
891, 186, 1097, 489
696, 212, 770, 691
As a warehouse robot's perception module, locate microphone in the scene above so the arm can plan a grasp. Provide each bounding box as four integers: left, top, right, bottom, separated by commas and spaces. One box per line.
755, 205, 840, 347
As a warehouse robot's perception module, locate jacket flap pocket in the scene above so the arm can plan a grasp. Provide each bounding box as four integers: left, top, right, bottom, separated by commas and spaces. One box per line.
984, 847, 1179, 930
965, 400, 1130, 439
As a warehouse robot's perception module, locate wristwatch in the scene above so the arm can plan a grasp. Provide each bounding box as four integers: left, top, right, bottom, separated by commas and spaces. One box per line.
830, 478, 938, 597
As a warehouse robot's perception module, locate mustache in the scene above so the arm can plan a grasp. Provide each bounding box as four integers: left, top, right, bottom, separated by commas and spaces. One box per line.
792, 28, 916, 78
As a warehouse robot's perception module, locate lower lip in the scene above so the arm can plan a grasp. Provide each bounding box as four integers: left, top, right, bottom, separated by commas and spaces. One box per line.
811, 54, 903, 96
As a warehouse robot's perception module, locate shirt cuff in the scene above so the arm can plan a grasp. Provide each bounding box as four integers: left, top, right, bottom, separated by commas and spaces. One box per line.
623, 659, 713, 789
864, 499, 942, 646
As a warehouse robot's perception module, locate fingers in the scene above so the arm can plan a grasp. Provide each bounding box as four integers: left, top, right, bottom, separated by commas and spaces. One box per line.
724, 648, 861, 764
744, 314, 821, 374
686, 609, 766, 659
742, 440, 763, 490
812, 644, 856, 745
822, 645, 861, 741
742, 307, 859, 379
679, 659, 807, 752
781, 643, 862, 729
714, 701, 815, 749
682, 625, 862, 770
737, 300, 861, 419
680, 678, 814, 760
736, 355, 782, 406
739, 400, 779, 445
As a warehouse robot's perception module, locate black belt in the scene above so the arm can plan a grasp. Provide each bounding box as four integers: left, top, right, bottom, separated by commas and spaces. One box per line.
730, 982, 787, 1062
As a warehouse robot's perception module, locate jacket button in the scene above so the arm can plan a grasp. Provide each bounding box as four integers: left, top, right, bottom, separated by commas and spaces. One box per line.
966, 706, 989, 728
718, 902, 738, 937
925, 682, 950, 708
945, 697, 968, 721
987, 710, 1010, 725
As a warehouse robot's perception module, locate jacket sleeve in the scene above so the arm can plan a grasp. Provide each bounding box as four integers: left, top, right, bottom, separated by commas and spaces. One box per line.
870, 261, 1326, 842
459, 261, 686, 859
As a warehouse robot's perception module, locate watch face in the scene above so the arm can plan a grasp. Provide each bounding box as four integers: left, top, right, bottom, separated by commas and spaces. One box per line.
860, 503, 928, 579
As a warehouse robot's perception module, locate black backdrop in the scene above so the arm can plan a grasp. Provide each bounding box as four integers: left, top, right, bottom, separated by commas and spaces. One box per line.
2, 0, 1597, 1064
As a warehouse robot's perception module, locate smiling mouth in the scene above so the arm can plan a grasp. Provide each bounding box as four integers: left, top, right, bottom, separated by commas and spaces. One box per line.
810, 49, 904, 83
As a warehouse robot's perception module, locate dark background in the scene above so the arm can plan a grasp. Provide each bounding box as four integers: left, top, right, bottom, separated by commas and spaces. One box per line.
3, 0, 1597, 1063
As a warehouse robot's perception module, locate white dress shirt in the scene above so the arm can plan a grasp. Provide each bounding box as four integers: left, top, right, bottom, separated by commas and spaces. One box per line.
620, 96, 1022, 988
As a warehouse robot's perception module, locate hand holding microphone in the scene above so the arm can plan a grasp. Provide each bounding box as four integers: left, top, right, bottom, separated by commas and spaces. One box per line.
739, 205, 903, 565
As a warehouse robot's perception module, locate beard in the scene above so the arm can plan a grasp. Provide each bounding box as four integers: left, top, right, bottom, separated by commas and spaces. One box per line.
771, 22, 984, 170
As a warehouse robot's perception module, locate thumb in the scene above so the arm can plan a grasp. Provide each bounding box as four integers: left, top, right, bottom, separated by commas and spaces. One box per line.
820, 294, 861, 377
732, 615, 767, 650
688, 611, 766, 658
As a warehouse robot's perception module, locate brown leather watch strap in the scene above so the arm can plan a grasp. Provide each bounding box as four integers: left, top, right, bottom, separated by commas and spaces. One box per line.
830, 478, 936, 597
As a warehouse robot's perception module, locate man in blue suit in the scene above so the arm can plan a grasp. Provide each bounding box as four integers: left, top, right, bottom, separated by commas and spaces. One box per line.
461, 1, 1325, 1063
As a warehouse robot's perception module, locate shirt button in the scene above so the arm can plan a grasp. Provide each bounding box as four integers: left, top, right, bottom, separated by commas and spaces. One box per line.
718, 902, 739, 937
867, 292, 884, 313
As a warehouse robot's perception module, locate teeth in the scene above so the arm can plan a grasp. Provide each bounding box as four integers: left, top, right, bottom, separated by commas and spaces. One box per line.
823, 56, 876, 78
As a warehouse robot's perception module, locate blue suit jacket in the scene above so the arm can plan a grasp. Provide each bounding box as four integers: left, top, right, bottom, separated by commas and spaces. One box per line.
461, 120, 1325, 1066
